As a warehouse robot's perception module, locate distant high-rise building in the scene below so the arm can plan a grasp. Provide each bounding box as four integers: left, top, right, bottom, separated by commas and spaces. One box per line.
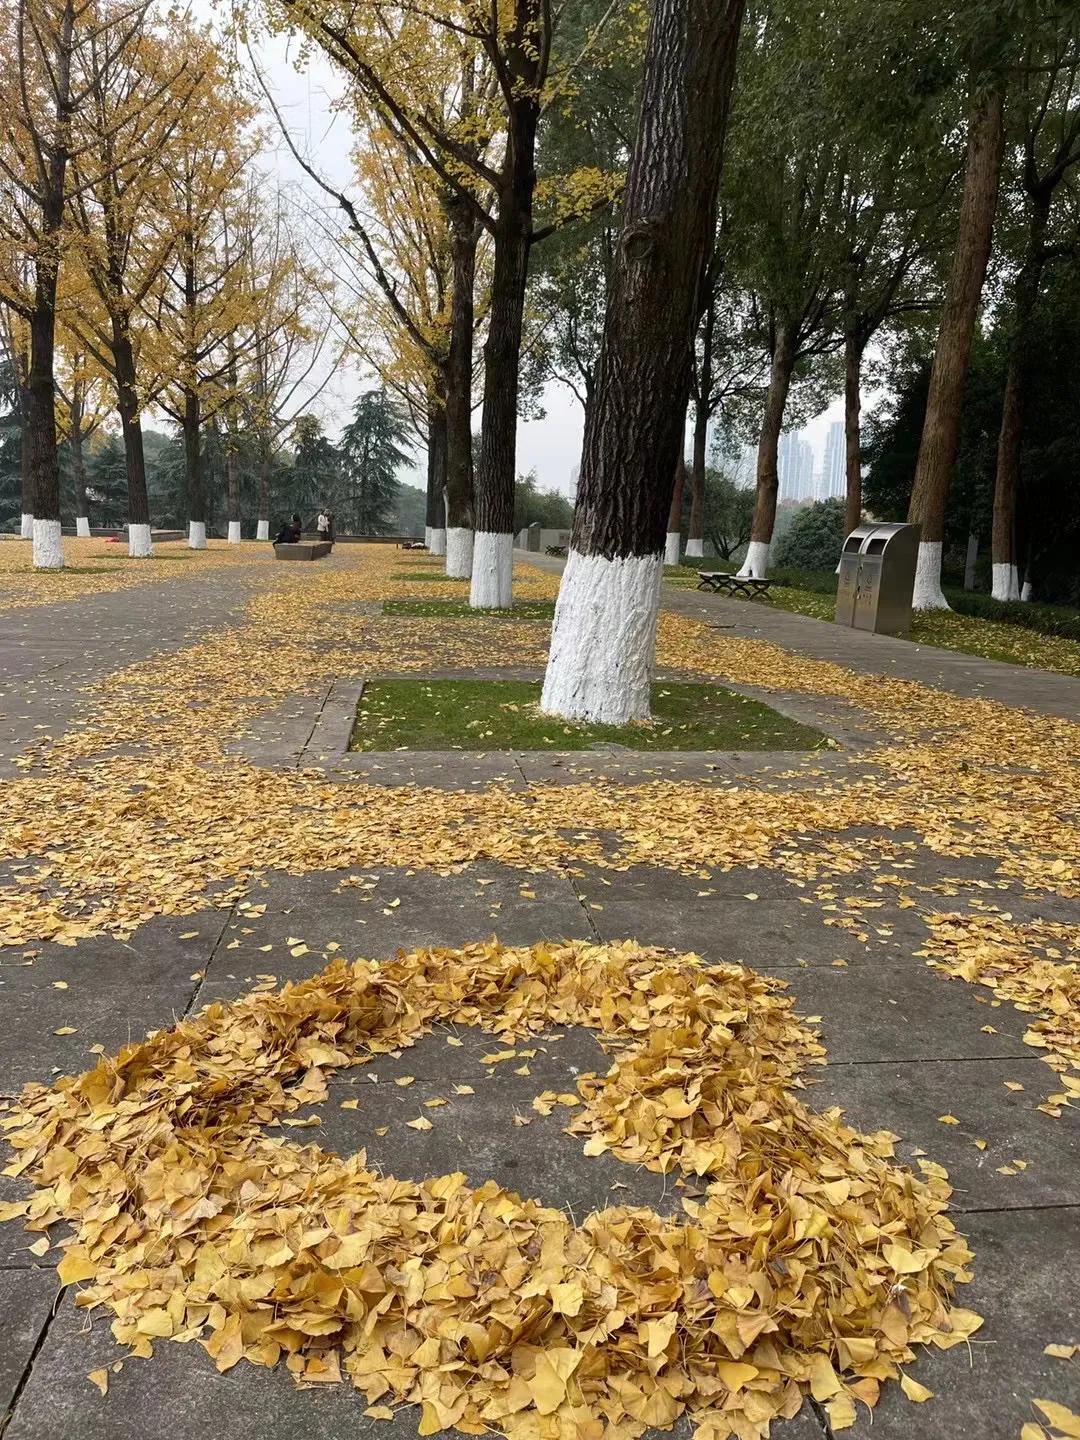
778, 430, 815, 501
820, 420, 845, 500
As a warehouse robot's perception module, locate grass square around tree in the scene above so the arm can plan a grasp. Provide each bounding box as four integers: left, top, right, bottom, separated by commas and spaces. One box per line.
349, 679, 829, 752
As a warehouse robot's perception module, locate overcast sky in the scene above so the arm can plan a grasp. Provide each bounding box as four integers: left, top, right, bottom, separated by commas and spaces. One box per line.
237, 22, 846, 499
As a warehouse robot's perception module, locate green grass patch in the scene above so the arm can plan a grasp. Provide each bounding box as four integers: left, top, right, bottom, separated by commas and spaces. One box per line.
350, 679, 828, 752
383, 599, 556, 620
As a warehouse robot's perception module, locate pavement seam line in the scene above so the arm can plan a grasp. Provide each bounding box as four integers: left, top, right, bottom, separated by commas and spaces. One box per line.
0, 1284, 66, 1439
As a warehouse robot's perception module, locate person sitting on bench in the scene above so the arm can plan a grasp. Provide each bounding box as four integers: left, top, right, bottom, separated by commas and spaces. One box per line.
274, 515, 303, 545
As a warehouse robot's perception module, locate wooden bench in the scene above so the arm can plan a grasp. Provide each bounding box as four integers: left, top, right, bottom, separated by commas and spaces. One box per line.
696, 572, 774, 600
274, 542, 332, 561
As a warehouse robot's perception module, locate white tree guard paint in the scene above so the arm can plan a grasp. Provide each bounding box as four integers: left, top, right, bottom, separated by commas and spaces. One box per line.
20, 513, 33, 539
664, 532, 680, 566
128, 523, 153, 558
1021, 579, 1033, 602
188, 520, 207, 550
424, 525, 432, 549
227, 520, 241, 544
470, 531, 513, 608
685, 538, 703, 558
445, 526, 474, 579
911, 540, 950, 610
75, 516, 91, 538
256, 519, 269, 541
737, 540, 770, 578
429, 527, 447, 557
32, 517, 63, 569
991, 562, 1020, 602
541, 548, 663, 723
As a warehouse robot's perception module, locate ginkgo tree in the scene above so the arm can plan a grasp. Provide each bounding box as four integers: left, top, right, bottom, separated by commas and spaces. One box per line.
257, 0, 621, 605
148, 36, 259, 548
64, 13, 195, 556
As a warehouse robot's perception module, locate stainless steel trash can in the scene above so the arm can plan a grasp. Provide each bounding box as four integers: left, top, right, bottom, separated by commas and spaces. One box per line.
835, 522, 920, 636
836, 524, 876, 626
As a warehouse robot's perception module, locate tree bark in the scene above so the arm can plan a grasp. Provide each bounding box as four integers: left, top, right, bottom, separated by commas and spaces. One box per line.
184, 385, 206, 546
112, 326, 151, 534
741, 324, 795, 577
26, 0, 76, 569
908, 84, 1004, 609
444, 198, 478, 577
991, 191, 1049, 601
426, 394, 447, 554
68, 379, 90, 530
256, 436, 271, 539
665, 452, 685, 564
541, 0, 746, 722
688, 300, 714, 556
843, 328, 863, 538
18, 380, 33, 532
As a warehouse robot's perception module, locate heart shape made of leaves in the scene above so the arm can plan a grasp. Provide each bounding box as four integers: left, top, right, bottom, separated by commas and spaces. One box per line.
1, 939, 981, 1439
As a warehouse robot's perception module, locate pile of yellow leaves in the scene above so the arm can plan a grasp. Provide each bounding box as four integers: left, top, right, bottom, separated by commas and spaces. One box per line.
1, 940, 979, 1439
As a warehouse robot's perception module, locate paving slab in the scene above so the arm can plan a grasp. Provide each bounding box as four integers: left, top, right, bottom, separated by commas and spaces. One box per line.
756, 958, 1034, 1064
0, 1268, 55, 1420
808, 1056, 1080, 1212
841, 1206, 1080, 1440
0, 926, 217, 1096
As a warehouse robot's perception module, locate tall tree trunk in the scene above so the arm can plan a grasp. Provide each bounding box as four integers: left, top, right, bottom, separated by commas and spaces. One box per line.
27, 0, 75, 570
908, 84, 1004, 609
256, 436, 271, 540
991, 191, 1049, 602
184, 386, 206, 548
18, 381, 34, 536
226, 446, 240, 542
843, 328, 864, 538
69, 414, 90, 537
444, 200, 478, 579
471, 195, 533, 606
741, 324, 795, 578
113, 328, 152, 556
687, 299, 714, 558
426, 393, 448, 555
665, 453, 686, 564
542, 0, 746, 722
963, 531, 978, 590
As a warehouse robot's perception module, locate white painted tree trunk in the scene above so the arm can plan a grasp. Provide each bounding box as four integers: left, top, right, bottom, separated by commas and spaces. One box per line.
738, 540, 770, 578
128, 523, 153, 558
75, 516, 91, 538
912, 539, 950, 610
32, 518, 63, 569
685, 538, 703, 558
188, 520, 207, 550
424, 525, 432, 549
227, 520, 241, 544
470, 531, 513, 608
256, 519, 269, 541
1021, 579, 1032, 602
445, 527, 474, 579
991, 562, 1020, 602
429, 527, 446, 557
541, 549, 663, 723
664, 531, 681, 565
20, 513, 33, 539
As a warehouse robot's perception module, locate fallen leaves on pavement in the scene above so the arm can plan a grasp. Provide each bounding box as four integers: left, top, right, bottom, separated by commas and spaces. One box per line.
1, 939, 981, 1439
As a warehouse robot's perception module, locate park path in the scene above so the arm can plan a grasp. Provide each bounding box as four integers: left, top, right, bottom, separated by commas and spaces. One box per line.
524, 548, 1080, 721
0, 548, 1076, 1440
